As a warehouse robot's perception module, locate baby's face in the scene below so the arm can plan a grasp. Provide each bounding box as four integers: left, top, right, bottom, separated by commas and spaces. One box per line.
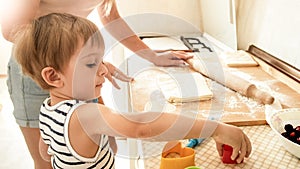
65, 38, 107, 101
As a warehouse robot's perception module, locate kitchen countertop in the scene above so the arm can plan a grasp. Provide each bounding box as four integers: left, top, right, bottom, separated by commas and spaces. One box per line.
117, 36, 300, 168
126, 36, 300, 127
124, 55, 300, 168
141, 125, 300, 169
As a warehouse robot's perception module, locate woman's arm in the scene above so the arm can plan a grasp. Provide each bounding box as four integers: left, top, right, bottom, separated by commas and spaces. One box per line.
97, 0, 193, 66
0, 0, 40, 42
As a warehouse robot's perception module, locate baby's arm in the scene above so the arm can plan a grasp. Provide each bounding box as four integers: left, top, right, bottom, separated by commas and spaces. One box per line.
75, 103, 251, 162
108, 136, 117, 154
39, 137, 51, 162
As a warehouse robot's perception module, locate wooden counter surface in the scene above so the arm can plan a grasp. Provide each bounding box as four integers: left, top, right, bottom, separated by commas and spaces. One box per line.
128, 52, 300, 126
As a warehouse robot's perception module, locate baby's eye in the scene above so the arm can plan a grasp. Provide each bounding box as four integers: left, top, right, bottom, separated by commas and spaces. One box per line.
86, 63, 97, 68
86, 60, 100, 68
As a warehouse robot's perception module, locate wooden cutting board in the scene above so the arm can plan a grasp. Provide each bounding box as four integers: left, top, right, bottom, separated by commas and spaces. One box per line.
130, 66, 262, 126
126, 37, 300, 126
128, 54, 300, 126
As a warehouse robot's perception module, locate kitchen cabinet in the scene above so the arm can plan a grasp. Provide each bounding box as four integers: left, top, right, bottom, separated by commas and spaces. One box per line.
200, 0, 237, 50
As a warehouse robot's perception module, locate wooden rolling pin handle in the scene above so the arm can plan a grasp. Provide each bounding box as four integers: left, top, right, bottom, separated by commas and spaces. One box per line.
187, 58, 275, 104
247, 85, 275, 105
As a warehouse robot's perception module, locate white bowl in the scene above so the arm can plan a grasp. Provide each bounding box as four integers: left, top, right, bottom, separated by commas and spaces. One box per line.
269, 108, 300, 158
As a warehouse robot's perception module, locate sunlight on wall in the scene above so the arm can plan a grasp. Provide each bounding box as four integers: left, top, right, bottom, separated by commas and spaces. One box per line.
237, 0, 300, 69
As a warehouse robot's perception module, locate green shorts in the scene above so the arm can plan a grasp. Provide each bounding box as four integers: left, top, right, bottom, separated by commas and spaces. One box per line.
7, 57, 49, 128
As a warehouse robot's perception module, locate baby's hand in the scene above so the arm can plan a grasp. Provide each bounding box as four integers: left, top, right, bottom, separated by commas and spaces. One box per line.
212, 123, 252, 163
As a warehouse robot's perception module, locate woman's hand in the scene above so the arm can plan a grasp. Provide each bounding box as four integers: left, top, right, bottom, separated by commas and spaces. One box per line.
152, 51, 194, 67
103, 62, 133, 89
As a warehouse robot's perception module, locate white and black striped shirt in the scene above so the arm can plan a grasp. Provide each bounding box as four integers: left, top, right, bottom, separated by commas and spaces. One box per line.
40, 98, 115, 169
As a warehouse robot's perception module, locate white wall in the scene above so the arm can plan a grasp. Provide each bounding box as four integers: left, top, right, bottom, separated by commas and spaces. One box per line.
0, 27, 12, 75
237, 0, 300, 69
116, 0, 202, 35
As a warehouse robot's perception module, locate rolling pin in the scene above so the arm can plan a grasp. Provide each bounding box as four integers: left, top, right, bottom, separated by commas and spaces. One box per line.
186, 58, 275, 105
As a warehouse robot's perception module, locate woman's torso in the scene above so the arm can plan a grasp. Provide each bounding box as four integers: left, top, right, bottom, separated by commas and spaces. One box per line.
37, 0, 104, 18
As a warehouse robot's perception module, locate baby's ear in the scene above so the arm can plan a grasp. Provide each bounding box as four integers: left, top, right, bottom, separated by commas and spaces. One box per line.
41, 67, 63, 88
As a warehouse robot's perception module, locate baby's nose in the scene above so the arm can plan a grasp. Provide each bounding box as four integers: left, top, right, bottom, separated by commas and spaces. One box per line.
98, 63, 108, 76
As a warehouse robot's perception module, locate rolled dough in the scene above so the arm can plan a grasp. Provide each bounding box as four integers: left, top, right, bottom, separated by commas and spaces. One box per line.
158, 72, 213, 103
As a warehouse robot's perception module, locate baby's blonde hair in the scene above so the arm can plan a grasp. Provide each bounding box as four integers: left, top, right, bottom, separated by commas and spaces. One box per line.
14, 13, 104, 89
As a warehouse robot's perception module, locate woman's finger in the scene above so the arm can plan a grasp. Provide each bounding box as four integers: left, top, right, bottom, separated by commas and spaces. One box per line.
110, 78, 121, 89
103, 61, 133, 89
172, 51, 194, 60
105, 71, 121, 89
154, 52, 192, 66
113, 69, 133, 82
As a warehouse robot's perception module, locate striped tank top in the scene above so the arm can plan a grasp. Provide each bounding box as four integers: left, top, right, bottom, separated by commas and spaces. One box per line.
40, 98, 115, 168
